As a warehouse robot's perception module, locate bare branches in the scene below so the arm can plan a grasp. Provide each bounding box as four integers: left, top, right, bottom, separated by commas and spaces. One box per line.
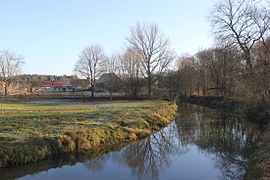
210, 0, 270, 69
105, 53, 121, 75
0, 50, 24, 97
119, 48, 141, 79
74, 44, 106, 97
126, 23, 174, 95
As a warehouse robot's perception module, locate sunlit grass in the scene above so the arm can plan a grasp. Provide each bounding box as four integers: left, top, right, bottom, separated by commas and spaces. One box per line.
0, 99, 177, 167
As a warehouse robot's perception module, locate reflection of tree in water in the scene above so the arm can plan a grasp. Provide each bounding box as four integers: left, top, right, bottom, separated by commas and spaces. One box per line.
84, 154, 109, 172
176, 103, 264, 179
111, 124, 186, 180
83, 123, 187, 180
83, 104, 263, 180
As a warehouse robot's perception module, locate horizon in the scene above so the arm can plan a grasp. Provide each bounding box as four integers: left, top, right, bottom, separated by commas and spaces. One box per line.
0, 0, 215, 75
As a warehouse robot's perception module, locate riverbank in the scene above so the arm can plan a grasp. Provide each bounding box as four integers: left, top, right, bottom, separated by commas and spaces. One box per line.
177, 95, 270, 124
177, 95, 270, 179
247, 142, 270, 179
177, 95, 242, 112
0, 99, 177, 168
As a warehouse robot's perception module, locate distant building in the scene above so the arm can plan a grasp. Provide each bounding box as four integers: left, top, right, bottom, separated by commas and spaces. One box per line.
96, 73, 122, 92
69, 79, 89, 90
32, 81, 78, 93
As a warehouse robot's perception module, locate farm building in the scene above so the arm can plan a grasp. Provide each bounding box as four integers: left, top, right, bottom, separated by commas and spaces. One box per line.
33, 81, 78, 93
96, 73, 122, 92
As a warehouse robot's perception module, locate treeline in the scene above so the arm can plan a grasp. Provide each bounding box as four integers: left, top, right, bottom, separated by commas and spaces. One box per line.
74, 0, 268, 122
73, 23, 175, 98
182, 0, 269, 108
19, 74, 77, 82
72, 0, 270, 103
170, 0, 270, 123
0, 0, 269, 116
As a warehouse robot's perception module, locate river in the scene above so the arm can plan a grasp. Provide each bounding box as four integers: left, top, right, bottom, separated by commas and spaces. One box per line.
0, 103, 265, 180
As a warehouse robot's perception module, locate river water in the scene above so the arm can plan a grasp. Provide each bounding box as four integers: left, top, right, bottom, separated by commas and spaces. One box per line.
0, 103, 265, 180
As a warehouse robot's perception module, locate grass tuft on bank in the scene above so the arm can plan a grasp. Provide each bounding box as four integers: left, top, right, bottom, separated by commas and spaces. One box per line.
0, 100, 177, 168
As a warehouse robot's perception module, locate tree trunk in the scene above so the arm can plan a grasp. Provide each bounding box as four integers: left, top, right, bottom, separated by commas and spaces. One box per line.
3, 81, 9, 98
133, 87, 138, 99
134, 69, 139, 99
4, 86, 7, 98
110, 91, 113, 101
245, 51, 254, 70
91, 87, 94, 98
148, 79, 151, 97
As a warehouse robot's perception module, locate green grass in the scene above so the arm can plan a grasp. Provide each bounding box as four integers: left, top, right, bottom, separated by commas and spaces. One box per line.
0, 99, 177, 167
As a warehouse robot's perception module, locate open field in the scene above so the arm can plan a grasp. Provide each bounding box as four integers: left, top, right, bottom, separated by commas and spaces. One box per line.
0, 99, 177, 167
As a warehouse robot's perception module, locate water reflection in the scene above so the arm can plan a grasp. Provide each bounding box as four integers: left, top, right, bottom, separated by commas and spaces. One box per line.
83, 123, 186, 180
2, 104, 266, 180
175, 104, 263, 179
110, 125, 185, 180
79, 104, 263, 180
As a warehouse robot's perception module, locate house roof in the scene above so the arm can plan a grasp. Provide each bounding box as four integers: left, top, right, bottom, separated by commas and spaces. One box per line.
39, 81, 65, 87
96, 73, 120, 84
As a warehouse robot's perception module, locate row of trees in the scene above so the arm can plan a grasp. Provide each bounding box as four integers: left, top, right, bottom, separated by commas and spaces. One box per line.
0, 23, 175, 98
74, 23, 175, 98
173, 0, 270, 108
72, 0, 270, 110
1, 0, 269, 112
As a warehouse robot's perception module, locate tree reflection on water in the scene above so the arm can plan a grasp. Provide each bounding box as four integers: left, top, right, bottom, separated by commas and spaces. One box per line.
84, 122, 187, 180
0, 104, 266, 180
111, 125, 187, 180
83, 104, 264, 180
175, 104, 264, 179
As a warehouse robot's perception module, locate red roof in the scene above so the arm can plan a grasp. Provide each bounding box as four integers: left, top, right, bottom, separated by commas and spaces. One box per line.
40, 81, 65, 87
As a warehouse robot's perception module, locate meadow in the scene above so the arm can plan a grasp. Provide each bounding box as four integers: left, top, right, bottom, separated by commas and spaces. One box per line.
0, 99, 177, 167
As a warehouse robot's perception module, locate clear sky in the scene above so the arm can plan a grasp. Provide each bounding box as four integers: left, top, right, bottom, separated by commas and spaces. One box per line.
0, 0, 215, 75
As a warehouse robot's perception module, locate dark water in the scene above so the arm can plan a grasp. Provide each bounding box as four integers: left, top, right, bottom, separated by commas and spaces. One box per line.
0, 104, 264, 180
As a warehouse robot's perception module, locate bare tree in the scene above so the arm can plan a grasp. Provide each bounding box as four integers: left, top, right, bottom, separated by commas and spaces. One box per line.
104, 53, 122, 100
74, 44, 106, 98
195, 47, 241, 96
104, 53, 121, 75
127, 23, 174, 96
209, 0, 270, 70
120, 48, 141, 79
119, 48, 142, 98
177, 56, 198, 96
251, 37, 270, 107
209, 0, 270, 118
0, 50, 24, 97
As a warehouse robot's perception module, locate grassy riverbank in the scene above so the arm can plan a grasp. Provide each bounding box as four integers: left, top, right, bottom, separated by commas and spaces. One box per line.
177, 95, 270, 124
0, 99, 177, 168
177, 95, 242, 112
246, 130, 270, 179
177, 95, 270, 179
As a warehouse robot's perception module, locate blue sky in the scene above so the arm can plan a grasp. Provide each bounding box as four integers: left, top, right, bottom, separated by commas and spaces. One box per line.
0, 0, 215, 75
